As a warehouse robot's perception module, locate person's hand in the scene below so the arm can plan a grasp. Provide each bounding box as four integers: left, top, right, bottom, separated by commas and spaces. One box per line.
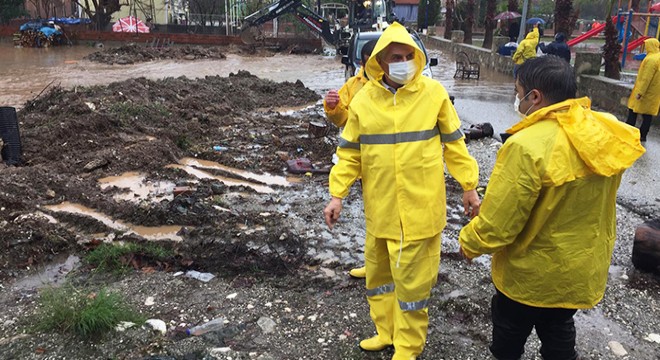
463, 189, 481, 218
459, 246, 473, 264
323, 197, 343, 229
534, 22, 539, 28
325, 90, 340, 110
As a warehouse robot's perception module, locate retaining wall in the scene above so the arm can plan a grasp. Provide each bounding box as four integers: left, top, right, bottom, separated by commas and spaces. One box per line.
424, 35, 515, 75
423, 35, 649, 120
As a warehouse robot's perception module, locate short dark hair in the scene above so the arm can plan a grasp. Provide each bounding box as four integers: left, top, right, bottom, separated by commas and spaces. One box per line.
361, 39, 377, 64
516, 55, 577, 104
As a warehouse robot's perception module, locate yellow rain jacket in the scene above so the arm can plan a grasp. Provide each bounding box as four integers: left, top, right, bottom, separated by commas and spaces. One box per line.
459, 97, 645, 309
627, 38, 660, 116
329, 22, 479, 240
323, 68, 368, 127
512, 27, 539, 65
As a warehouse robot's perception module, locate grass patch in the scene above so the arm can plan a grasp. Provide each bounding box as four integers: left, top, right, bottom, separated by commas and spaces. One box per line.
85, 242, 173, 275
33, 285, 144, 339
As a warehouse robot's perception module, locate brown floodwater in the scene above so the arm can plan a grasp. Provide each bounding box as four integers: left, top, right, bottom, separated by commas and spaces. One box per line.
0, 39, 344, 110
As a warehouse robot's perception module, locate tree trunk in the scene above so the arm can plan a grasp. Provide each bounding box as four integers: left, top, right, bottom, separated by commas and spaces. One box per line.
603, 15, 621, 79
555, 0, 573, 35
508, 0, 519, 12
464, 0, 476, 44
482, 0, 496, 49
444, 0, 454, 40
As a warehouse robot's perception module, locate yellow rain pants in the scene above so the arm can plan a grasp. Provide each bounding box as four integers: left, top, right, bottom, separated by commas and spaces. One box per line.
364, 232, 440, 358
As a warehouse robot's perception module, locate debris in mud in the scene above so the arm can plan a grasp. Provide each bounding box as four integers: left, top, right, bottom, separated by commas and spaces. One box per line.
84, 44, 228, 65
0, 70, 328, 281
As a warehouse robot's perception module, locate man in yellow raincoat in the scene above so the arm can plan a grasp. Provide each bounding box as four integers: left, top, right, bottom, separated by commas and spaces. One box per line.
512, 24, 539, 77
323, 22, 481, 360
626, 38, 660, 142
324, 39, 378, 279
324, 39, 377, 128
459, 56, 645, 360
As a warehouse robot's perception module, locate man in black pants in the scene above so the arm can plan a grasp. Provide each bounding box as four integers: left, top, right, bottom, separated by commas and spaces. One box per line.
458, 56, 645, 360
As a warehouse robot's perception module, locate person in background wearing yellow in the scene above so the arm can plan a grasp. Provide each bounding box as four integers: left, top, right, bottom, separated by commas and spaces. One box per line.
324, 39, 377, 128
626, 38, 660, 142
323, 39, 377, 279
512, 23, 539, 78
459, 56, 645, 360
323, 22, 480, 360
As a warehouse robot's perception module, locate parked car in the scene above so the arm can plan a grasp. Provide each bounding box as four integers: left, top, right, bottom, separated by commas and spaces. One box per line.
341, 30, 439, 81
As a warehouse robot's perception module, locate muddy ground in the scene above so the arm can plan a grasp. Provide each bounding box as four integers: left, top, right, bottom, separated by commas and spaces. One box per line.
0, 63, 659, 360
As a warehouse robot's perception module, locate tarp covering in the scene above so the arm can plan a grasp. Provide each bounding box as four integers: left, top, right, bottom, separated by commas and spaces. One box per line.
112, 16, 150, 33
46, 17, 92, 25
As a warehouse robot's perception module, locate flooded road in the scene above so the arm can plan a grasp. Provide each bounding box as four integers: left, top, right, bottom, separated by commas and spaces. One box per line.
0, 39, 656, 214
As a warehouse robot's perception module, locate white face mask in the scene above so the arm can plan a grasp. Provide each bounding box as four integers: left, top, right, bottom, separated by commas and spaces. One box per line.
388, 60, 417, 85
513, 90, 534, 118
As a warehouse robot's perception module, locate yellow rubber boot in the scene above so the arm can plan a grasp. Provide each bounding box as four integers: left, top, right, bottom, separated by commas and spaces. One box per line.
359, 335, 393, 351
362, 291, 395, 351
349, 266, 367, 278
392, 352, 416, 360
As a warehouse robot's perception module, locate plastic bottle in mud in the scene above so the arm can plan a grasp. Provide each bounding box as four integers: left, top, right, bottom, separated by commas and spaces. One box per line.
186, 317, 225, 336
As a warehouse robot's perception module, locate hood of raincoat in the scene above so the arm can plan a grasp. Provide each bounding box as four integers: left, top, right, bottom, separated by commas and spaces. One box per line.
645, 38, 659, 54
554, 32, 566, 42
365, 22, 426, 86
506, 97, 645, 178
525, 28, 539, 41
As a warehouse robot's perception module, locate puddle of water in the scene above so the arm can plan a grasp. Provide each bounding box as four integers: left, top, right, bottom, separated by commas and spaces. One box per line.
43, 202, 183, 241
179, 157, 292, 187
12, 255, 80, 291
98, 171, 175, 203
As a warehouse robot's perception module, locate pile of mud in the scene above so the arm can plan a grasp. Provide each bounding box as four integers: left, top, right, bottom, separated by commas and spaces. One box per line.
84, 43, 322, 65
0, 71, 332, 280
84, 44, 228, 64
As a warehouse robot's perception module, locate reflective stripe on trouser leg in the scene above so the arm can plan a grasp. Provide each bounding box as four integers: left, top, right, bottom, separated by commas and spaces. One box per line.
365, 232, 395, 344
391, 233, 441, 357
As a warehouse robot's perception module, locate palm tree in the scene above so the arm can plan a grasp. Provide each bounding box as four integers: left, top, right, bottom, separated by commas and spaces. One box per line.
444, 0, 454, 40
555, 0, 573, 35
603, 0, 621, 79
482, 0, 497, 49
464, 0, 476, 44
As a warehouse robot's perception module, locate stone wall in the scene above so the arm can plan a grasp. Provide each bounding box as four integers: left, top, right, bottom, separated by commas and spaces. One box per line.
424, 35, 515, 75
423, 35, 648, 120
577, 75, 633, 120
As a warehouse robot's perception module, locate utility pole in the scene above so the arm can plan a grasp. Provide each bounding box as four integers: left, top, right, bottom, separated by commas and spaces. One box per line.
517, 0, 529, 43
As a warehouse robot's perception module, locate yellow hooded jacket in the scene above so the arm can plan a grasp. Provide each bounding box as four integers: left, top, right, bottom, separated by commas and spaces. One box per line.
512, 27, 539, 65
329, 22, 479, 240
459, 97, 645, 309
627, 38, 660, 116
323, 68, 369, 127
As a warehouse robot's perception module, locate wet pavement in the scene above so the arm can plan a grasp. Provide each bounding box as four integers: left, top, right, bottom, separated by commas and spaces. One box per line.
0, 39, 657, 216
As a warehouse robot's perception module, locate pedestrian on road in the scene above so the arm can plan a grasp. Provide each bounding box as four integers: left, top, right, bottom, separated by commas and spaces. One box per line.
323, 39, 377, 279
512, 24, 539, 78
539, 32, 571, 63
323, 22, 481, 360
458, 56, 646, 360
626, 38, 660, 142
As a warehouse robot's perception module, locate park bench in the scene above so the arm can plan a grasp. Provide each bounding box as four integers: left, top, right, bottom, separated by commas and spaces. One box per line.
454, 51, 481, 80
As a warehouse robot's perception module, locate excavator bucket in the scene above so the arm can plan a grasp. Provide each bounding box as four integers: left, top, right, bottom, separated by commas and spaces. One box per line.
240, 25, 262, 45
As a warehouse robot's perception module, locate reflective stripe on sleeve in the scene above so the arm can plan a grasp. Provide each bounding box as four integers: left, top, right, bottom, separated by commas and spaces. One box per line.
398, 298, 429, 311
338, 137, 360, 149
440, 128, 464, 143
366, 283, 395, 297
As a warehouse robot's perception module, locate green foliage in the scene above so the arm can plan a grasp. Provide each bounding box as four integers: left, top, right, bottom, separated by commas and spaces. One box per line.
0, 0, 27, 24
33, 285, 144, 339
419, 0, 441, 29
85, 242, 173, 275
